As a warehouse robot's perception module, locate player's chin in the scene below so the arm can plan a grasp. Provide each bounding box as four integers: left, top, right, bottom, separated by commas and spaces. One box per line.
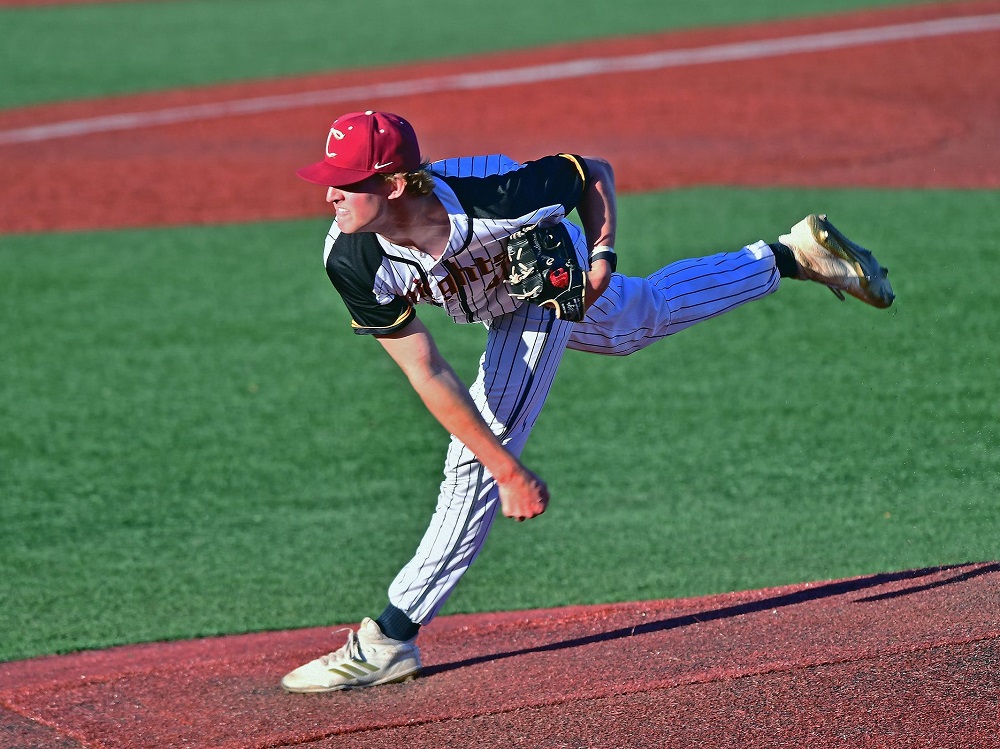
333, 213, 358, 233
335, 220, 375, 235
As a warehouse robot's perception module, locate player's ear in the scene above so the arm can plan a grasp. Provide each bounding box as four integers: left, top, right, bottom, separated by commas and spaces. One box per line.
386, 174, 408, 200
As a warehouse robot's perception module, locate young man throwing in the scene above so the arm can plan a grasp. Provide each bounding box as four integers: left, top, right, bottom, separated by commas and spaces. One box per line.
280, 110, 894, 693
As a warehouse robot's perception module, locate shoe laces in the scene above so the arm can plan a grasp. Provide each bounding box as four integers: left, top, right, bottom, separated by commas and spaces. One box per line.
319, 627, 364, 667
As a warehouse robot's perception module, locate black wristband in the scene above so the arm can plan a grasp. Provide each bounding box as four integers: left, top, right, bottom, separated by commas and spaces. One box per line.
589, 249, 617, 273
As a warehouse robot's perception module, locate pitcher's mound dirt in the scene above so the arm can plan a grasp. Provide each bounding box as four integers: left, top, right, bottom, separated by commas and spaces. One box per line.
1, 562, 997, 748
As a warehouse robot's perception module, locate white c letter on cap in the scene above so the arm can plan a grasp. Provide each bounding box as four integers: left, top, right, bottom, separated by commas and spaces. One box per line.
325, 127, 345, 157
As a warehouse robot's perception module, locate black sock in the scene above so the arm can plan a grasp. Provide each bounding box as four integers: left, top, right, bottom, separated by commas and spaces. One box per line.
769, 242, 799, 278
375, 604, 420, 641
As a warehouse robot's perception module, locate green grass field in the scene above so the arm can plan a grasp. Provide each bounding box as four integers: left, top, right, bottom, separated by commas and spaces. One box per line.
2, 0, 996, 663
3, 187, 997, 662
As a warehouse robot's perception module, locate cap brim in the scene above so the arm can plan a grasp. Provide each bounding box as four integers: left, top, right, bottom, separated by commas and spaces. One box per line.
296, 160, 376, 188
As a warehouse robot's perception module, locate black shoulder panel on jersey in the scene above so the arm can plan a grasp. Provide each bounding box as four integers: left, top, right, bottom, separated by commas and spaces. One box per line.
325, 232, 415, 336
440, 154, 589, 220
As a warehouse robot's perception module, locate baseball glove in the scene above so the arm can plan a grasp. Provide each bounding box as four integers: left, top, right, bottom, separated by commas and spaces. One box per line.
506, 222, 587, 322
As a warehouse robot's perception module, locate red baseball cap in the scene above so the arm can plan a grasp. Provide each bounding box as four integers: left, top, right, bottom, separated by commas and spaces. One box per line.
296, 110, 421, 187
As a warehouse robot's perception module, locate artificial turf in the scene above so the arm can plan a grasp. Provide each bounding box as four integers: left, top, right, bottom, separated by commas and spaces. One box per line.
2, 186, 997, 661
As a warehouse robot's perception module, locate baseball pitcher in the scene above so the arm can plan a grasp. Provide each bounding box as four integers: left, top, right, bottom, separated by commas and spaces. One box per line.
280, 110, 894, 693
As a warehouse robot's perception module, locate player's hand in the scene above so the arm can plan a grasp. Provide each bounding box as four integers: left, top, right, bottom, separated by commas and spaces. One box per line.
497, 465, 550, 522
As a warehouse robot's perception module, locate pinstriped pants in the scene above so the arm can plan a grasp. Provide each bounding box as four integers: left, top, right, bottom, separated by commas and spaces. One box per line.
388, 240, 780, 623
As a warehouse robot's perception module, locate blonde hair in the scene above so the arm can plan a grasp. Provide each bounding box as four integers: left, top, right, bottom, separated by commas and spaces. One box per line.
381, 162, 435, 196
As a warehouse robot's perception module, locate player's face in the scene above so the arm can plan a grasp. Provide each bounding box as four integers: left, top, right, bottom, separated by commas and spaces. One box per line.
325, 176, 392, 233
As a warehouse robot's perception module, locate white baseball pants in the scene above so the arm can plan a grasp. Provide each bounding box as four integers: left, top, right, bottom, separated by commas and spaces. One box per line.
387, 240, 780, 623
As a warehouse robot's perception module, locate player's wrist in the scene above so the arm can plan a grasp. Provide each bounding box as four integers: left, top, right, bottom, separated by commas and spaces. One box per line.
486, 451, 524, 485
589, 245, 617, 273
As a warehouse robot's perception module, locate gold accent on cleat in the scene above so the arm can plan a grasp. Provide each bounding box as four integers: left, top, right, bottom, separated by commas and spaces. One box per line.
781, 214, 894, 309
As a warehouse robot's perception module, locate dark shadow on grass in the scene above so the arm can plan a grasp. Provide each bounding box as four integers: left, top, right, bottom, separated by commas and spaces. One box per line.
422, 562, 995, 678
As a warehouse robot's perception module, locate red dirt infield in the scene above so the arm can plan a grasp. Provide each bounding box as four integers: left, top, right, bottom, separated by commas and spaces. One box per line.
3, 4, 999, 747
1, 563, 998, 748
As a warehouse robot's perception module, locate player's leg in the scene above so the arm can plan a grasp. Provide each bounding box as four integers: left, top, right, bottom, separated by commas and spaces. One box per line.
282, 302, 574, 692
569, 215, 893, 356
385, 302, 573, 624
569, 239, 780, 356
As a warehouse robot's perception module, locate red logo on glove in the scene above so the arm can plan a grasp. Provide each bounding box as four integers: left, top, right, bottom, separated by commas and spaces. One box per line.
549, 267, 570, 289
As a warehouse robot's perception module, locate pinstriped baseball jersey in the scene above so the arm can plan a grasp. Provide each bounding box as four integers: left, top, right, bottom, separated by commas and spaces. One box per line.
322, 154, 589, 334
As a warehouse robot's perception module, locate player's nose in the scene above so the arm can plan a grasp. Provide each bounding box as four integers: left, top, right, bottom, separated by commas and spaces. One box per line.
326, 186, 342, 203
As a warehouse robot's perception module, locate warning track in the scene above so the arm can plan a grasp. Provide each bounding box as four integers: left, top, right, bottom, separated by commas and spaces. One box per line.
0, 1, 998, 233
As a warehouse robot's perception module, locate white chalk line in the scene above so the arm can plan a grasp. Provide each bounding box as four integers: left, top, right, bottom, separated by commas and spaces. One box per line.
1, 13, 998, 145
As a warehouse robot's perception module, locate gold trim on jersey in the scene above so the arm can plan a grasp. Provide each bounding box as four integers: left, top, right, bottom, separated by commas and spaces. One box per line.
558, 153, 587, 184
351, 304, 415, 335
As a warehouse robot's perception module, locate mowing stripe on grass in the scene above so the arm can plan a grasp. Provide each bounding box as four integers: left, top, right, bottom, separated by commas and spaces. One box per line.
1, 12, 997, 145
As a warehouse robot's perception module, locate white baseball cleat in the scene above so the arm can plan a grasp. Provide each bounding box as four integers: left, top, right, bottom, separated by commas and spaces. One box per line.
281, 617, 421, 693
780, 214, 895, 308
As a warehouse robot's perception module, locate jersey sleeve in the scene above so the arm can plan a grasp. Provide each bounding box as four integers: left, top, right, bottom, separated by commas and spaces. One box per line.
325, 232, 415, 336
442, 153, 590, 220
